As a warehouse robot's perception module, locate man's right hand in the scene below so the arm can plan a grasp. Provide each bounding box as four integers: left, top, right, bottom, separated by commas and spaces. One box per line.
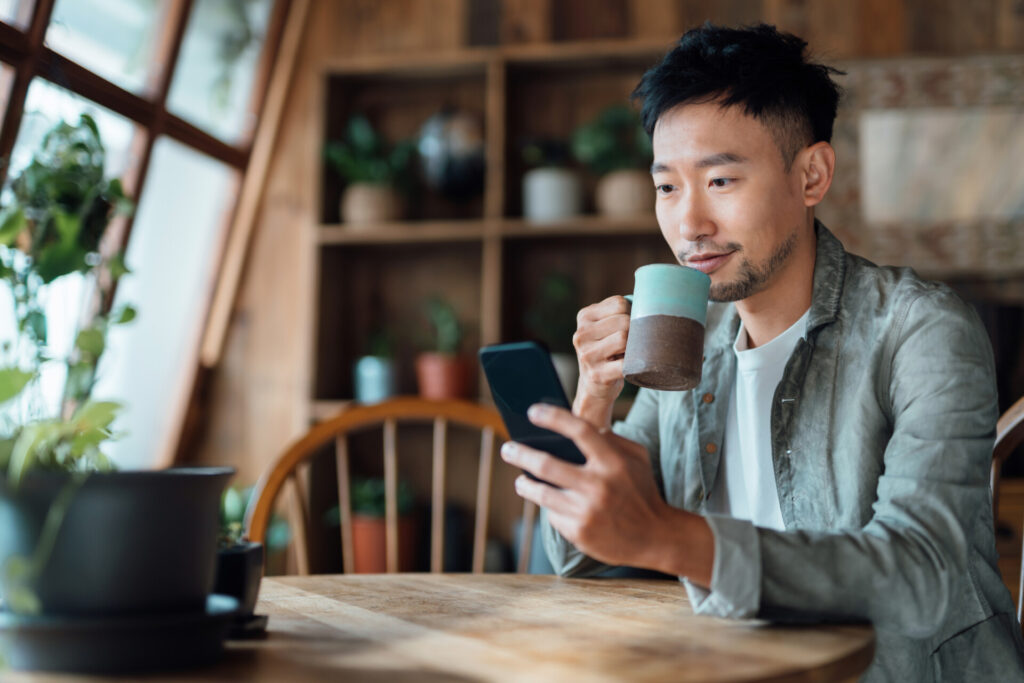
572, 295, 631, 428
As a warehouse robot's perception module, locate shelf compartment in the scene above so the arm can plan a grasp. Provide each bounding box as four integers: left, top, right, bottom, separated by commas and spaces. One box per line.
316, 242, 483, 401
318, 220, 490, 245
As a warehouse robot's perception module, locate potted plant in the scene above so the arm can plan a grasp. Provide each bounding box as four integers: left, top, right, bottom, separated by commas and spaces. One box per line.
415, 296, 472, 400
214, 485, 264, 630
324, 115, 416, 226
572, 105, 653, 217
325, 478, 416, 573
353, 328, 396, 404
0, 115, 234, 673
525, 272, 581, 399
520, 138, 582, 223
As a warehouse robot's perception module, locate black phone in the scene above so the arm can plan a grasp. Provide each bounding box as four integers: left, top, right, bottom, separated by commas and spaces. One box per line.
478, 341, 587, 471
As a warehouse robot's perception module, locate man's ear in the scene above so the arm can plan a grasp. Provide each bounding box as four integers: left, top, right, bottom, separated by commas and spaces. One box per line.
799, 141, 836, 208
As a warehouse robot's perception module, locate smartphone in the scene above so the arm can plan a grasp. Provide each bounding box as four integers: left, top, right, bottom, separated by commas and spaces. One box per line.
479, 341, 587, 473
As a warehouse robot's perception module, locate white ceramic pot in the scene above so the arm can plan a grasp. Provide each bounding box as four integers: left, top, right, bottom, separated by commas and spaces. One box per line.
340, 183, 402, 226
522, 167, 582, 223
595, 169, 654, 217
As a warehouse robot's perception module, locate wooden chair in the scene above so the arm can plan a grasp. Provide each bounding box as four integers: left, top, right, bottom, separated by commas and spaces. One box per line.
244, 396, 538, 575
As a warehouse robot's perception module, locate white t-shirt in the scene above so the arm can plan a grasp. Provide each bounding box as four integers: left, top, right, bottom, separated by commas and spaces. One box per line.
706, 308, 810, 530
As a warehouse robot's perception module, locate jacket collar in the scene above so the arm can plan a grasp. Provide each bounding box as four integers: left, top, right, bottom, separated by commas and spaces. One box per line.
704, 219, 847, 351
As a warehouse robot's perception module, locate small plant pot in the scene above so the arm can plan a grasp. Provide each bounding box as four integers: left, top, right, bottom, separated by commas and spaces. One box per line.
351, 515, 416, 573
213, 541, 264, 616
353, 356, 397, 404
340, 183, 402, 226
595, 169, 654, 217
415, 352, 472, 400
522, 167, 582, 222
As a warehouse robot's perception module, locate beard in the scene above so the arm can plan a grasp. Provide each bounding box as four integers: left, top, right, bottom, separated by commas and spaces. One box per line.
685, 231, 798, 303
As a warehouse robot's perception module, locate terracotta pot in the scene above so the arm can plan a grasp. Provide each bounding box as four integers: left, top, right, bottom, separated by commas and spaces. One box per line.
340, 183, 402, 226
415, 353, 472, 400
351, 515, 416, 573
595, 169, 654, 217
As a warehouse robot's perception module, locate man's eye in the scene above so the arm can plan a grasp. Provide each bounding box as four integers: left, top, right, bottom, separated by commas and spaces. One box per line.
656, 184, 675, 194
710, 178, 734, 188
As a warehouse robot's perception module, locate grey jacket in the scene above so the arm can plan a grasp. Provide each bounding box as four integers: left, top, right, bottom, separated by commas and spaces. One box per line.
544, 222, 1024, 681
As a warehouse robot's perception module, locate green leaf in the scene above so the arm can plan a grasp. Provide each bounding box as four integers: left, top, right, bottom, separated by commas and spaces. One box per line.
35, 242, 88, 282
4, 582, 40, 615
53, 210, 81, 244
23, 309, 46, 344
75, 328, 105, 357
108, 252, 131, 280
64, 361, 94, 403
113, 304, 136, 324
72, 400, 121, 431
8, 423, 52, 486
2, 555, 32, 583
0, 437, 15, 470
0, 208, 25, 246
0, 368, 34, 404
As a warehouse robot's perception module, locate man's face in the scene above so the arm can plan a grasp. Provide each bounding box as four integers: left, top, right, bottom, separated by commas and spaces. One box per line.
651, 102, 810, 303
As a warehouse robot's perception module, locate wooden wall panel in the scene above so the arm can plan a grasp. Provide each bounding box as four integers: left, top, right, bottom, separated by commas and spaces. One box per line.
500, 0, 552, 44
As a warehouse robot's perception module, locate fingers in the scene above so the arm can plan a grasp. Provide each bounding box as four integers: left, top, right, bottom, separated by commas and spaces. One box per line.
525, 404, 617, 467
513, 475, 578, 517
576, 295, 630, 325
500, 441, 583, 490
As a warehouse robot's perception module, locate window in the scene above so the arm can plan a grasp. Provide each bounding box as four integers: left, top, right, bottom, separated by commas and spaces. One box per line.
0, 0, 289, 467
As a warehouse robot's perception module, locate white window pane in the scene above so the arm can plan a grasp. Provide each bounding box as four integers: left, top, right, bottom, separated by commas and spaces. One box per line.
46, 0, 166, 95
0, 0, 33, 28
95, 138, 237, 469
9, 78, 137, 183
166, 0, 274, 143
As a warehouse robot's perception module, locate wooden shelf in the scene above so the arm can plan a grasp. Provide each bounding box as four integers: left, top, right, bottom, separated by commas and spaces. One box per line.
318, 216, 659, 245
500, 215, 659, 239
318, 220, 490, 244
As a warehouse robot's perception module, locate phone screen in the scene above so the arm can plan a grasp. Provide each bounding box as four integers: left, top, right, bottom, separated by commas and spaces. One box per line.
479, 341, 586, 467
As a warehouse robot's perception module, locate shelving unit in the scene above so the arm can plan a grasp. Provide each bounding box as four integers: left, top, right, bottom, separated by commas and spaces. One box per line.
305, 40, 674, 571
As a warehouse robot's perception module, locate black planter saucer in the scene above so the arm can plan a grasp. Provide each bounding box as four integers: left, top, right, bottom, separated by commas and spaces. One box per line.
0, 594, 238, 674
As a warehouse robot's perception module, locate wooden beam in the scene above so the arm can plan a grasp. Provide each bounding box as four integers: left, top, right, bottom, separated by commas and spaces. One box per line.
199, 0, 312, 367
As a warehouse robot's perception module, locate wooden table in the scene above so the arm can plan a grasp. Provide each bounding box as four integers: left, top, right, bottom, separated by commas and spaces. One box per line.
14, 574, 874, 682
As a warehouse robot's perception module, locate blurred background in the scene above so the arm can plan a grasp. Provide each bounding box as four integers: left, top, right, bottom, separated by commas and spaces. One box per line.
0, 0, 1022, 580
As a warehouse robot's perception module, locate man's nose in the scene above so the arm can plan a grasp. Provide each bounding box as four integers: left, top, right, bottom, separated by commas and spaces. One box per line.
674, 193, 714, 243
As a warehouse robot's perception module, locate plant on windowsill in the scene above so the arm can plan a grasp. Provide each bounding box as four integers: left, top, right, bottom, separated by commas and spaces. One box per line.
324, 115, 416, 227
325, 478, 416, 573
571, 104, 653, 218
414, 295, 471, 400
0, 115, 233, 674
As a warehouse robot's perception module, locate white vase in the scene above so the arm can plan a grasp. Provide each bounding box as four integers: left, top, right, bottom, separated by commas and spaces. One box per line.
595, 169, 654, 217
522, 167, 582, 223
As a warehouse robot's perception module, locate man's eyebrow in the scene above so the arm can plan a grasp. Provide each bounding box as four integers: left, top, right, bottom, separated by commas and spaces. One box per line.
650, 153, 749, 174
694, 152, 748, 168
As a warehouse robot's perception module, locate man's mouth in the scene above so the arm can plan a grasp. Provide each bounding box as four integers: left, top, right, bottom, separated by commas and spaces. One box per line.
686, 251, 735, 274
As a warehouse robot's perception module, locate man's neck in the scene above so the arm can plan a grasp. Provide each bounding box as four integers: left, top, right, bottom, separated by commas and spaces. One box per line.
735, 226, 817, 349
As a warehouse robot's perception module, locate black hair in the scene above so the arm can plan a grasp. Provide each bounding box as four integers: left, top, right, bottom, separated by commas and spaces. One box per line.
632, 23, 844, 169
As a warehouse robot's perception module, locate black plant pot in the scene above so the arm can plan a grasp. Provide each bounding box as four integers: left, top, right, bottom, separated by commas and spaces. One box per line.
213, 541, 263, 616
0, 467, 233, 616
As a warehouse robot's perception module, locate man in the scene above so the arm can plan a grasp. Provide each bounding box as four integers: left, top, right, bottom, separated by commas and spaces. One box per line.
499, 23, 1024, 680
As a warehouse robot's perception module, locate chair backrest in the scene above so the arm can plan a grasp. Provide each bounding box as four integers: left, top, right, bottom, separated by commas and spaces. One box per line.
245, 396, 537, 575
991, 395, 1024, 623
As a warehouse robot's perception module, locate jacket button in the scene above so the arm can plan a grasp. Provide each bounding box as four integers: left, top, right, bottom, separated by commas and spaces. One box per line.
705, 442, 717, 454
702, 392, 714, 404
697, 489, 705, 501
